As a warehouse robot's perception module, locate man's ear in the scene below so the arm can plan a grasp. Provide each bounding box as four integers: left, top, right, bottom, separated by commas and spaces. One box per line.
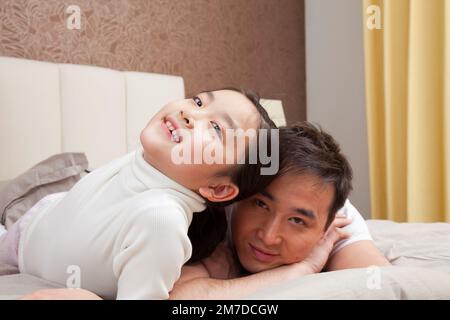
198, 183, 239, 203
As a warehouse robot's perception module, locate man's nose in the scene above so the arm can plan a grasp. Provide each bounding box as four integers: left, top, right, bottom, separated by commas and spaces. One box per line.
257, 219, 282, 246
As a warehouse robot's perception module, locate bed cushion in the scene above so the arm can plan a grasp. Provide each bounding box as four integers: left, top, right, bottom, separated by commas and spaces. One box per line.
247, 219, 450, 299
0, 273, 61, 300
368, 220, 450, 273
0, 56, 185, 181
247, 266, 450, 300
0, 58, 61, 181
0, 263, 18, 276
1, 219, 449, 299
0, 180, 9, 191
0, 153, 88, 229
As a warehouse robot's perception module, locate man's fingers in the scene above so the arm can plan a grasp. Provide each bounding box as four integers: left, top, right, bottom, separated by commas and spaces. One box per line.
332, 217, 352, 228
324, 226, 351, 244
335, 227, 351, 239
330, 228, 350, 243
320, 213, 353, 246
336, 211, 347, 218
324, 217, 352, 236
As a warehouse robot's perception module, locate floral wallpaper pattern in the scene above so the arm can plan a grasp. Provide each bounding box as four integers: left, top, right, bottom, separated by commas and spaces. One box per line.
0, 0, 305, 121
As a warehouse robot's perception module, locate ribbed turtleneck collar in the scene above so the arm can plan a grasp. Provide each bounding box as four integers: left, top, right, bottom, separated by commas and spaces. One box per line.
131, 146, 206, 213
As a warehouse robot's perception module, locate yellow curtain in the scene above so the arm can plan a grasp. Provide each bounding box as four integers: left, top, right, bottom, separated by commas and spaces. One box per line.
363, 0, 450, 222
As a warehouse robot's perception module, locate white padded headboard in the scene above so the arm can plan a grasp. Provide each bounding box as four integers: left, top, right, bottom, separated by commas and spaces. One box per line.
0, 56, 184, 180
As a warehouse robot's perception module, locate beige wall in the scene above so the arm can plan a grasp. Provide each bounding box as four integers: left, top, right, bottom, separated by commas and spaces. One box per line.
305, 0, 371, 218
0, 0, 306, 122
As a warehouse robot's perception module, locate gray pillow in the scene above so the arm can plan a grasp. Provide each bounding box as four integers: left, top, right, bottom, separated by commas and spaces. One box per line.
246, 266, 450, 300
0, 153, 88, 230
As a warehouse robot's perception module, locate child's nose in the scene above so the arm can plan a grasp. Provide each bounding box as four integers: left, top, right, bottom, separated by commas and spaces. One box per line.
180, 110, 194, 129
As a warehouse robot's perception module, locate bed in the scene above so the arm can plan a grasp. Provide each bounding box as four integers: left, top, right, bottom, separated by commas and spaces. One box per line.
1, 56, 449, 299
1, 218, 450, 300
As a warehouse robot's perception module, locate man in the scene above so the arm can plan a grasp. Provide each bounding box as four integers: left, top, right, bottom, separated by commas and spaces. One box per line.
169, 123, 390, 299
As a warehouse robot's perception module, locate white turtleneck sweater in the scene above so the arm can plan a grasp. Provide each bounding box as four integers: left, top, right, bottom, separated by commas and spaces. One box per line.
18, 147, 206, 300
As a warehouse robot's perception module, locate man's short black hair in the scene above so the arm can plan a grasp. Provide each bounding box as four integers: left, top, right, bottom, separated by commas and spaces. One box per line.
278, 122, 353, 229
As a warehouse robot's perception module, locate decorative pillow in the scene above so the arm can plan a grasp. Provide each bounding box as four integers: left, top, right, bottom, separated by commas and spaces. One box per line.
0, 153, 88, 229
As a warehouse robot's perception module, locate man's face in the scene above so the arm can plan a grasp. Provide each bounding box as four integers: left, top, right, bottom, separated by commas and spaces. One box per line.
140, 89, 260, 189
231, 173, 334, 273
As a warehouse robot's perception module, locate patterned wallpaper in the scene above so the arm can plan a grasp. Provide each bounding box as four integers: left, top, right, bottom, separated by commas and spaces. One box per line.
0, 0, 306, 121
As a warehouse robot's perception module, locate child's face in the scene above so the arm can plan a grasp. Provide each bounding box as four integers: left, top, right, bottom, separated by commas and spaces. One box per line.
140, 89, 261, 191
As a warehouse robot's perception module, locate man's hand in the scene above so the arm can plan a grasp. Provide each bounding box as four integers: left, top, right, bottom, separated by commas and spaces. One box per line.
300, 213, 352, 273
19, 288, 102, 300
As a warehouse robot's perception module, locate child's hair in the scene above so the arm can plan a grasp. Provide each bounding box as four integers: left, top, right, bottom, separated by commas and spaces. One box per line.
188, 87, 277, 263
204, 87, 278, 207
187, 205, 227, 264
278, 122, 353, 230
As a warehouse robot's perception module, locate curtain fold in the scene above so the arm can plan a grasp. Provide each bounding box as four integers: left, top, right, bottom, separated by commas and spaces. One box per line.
363, 0, 449, 222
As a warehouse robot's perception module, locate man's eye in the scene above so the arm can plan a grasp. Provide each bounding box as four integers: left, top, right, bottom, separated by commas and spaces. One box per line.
254, 199, 268, 210
193, 96, 203, 107
289, 217, 305, 225
210, 121, 222, 138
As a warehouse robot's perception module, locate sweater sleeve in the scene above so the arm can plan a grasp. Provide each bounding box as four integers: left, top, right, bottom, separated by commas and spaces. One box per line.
112, 205, 192, 299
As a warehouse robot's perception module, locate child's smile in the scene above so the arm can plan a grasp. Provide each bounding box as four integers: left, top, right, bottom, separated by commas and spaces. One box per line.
162, 115, 182, 143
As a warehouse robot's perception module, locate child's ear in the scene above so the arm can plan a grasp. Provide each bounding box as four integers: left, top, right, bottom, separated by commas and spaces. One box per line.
198, 183, 239, 203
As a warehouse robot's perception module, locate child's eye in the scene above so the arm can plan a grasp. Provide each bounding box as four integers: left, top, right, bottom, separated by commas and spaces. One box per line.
193, 96, 203, 107
254, 199, 268, 210
288, 217, 305, 226
210, 121, 222, 138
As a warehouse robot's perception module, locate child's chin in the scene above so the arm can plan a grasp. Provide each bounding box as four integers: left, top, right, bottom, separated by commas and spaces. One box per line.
142, 140, 170, 160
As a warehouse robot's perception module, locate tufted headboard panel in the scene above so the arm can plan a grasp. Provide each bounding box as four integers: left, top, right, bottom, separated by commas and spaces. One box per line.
0, 56, 184, 180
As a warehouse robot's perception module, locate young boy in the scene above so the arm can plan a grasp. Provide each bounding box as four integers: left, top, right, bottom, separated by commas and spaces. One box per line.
0, 88, 276, 299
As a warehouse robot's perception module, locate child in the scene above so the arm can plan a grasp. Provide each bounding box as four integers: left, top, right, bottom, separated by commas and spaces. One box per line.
0, 88, 276, 299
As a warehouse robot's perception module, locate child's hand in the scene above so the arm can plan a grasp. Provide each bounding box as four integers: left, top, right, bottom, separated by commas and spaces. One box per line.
300, 213, 352, 273
19, 288, 102, 300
